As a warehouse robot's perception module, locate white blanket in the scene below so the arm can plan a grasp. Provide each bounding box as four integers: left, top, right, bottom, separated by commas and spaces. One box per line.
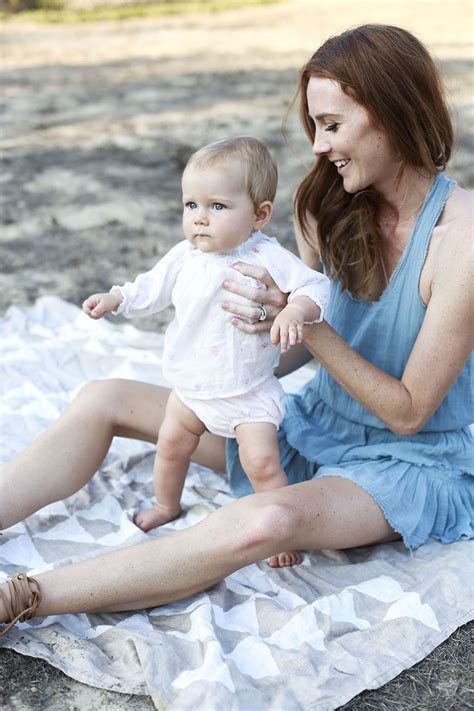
1, 297, 472, 710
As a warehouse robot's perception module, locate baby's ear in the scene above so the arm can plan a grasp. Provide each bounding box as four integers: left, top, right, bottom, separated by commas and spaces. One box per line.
254, 201, 273, 230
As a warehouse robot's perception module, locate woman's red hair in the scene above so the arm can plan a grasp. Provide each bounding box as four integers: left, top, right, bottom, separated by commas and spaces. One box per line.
294, 25, 453, 294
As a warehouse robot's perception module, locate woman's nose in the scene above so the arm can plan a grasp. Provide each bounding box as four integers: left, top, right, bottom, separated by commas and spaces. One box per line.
312, 131, 331, 157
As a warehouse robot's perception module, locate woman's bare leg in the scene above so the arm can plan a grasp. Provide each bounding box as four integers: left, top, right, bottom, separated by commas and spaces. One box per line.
0, 378, 226, 530
0, 477, 399, 624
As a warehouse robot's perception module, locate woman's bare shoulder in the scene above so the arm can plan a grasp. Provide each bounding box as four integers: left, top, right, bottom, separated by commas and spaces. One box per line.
441, 183, 473, 227
434, 183, 473, 274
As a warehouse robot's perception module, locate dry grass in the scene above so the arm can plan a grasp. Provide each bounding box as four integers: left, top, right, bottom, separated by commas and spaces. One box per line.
0, 0, 472, 708
0, 0, 281, 23
1, 622, 472, 708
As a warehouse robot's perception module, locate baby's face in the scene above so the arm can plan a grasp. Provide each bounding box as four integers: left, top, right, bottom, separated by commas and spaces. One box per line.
181, 159, 258, 253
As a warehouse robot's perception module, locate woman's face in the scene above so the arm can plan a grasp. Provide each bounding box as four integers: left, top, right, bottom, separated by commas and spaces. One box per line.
306, 76, 400, 194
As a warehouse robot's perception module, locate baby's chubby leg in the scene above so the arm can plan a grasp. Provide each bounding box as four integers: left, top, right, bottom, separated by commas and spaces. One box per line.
235, 423, 301, 568
134, 391, 206, 532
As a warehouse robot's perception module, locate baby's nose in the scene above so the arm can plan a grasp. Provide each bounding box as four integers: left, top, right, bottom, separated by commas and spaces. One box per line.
194, 208, 209, 223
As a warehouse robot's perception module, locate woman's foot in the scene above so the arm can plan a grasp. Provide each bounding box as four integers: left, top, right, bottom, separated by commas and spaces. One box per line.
0, 582, 9, 626
267, 550, 301, 568
0, 574, 42, 636
134, 504, 182, 532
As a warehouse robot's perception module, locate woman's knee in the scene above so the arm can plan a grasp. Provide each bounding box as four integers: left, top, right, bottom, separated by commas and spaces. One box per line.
235, 499, 302, 552
74, 379, 125, 425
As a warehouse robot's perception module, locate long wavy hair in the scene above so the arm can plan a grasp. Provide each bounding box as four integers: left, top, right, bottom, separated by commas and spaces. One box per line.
294, 25, 453, 294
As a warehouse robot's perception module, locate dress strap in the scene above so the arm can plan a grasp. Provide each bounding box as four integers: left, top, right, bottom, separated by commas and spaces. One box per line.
408, 174, 456, 265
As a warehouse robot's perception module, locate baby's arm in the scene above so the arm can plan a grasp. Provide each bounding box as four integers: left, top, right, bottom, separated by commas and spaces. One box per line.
83, 240, 190, 321
270, 296, 320, 354
250, 238, 330, 353
82, 288, 123, 319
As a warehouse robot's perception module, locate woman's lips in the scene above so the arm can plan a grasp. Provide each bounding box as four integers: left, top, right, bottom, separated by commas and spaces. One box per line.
335, 159, 351, 174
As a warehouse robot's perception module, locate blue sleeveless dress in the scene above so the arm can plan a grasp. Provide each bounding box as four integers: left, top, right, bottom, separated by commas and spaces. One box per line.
226, 174, 473, 549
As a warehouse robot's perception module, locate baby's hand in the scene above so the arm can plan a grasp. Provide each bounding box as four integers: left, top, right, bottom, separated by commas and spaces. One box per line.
270, 303, 305, 353
82, 291, 122, 319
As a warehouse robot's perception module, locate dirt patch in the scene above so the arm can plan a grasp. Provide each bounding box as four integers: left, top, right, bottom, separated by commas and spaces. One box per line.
1, 623, 472, 709
0, 0, 473, 707
1, 0, 472, 328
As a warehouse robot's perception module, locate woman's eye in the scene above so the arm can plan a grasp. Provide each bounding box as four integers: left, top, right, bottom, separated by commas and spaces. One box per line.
325, 123, 339, 132
212, 203, 226, 210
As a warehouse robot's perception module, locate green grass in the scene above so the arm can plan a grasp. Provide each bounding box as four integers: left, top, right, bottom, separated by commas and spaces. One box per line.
0, 0, 282, 23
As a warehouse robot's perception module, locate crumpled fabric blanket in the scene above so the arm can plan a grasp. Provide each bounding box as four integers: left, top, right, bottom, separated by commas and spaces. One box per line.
1, 296, 472, 710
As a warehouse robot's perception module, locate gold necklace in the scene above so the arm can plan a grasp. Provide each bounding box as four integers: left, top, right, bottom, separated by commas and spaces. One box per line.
380, 250, 389, 288
378, 179, 433, 286
379, 178, 434, 226
379, 200, 424, 226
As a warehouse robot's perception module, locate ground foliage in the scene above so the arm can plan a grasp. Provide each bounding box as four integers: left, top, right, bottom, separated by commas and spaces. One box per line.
1, 1, 472, 707
0, 622, 472, 708
1, 0, 281, 23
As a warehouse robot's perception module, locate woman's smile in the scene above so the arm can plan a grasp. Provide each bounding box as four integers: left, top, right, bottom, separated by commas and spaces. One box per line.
333, 158, 351, 172
306, 76, 399, 195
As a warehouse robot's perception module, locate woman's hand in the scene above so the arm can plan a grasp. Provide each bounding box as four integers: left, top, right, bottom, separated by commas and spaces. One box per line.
220, 262, 288, 332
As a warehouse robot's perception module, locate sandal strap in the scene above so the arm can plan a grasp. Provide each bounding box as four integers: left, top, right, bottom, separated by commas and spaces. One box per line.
0, 573, 41, 637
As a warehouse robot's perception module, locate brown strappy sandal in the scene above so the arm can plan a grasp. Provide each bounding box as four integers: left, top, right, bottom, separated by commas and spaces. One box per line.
0, 573, 42, 636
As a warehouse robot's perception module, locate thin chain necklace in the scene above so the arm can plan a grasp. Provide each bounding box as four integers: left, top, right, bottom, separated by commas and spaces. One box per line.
379, 202, 421, 287
378, 177, 433, 288
380, 250, 389, 288
379, 199, 424, 226
379, 176, 433, 226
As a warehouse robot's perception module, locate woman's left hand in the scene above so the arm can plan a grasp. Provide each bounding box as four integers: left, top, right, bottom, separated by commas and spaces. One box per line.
221, 262, 288, 332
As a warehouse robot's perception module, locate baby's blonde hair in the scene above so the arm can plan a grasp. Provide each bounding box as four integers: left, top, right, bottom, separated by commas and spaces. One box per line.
185, 136, 278, 208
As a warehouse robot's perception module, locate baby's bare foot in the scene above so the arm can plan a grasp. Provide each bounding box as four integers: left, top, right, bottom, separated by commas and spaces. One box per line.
134, 505, 181, 532
267, 550, 301, 568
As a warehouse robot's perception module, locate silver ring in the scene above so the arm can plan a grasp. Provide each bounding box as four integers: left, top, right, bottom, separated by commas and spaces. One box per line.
257, 305, 267, 322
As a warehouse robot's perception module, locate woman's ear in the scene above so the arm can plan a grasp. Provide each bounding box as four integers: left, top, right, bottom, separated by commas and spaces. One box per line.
253, 201, 273, 230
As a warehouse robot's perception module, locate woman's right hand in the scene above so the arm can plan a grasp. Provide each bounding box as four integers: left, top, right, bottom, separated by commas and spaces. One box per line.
82, 291, 122, 319
220, 261, 288, 333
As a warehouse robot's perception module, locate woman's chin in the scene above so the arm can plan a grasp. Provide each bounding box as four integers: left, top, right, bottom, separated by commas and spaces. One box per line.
341, 174, 370, 195
342, 179, 359, 194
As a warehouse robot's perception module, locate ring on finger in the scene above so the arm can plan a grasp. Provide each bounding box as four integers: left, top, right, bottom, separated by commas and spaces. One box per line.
257, 305, 267, 322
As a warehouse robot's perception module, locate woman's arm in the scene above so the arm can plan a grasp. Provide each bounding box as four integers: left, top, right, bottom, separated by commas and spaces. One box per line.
222, 213, 324, 377
226, 200, 472, 435
222, 264, 315, 377
274, 342, 314, 377
303, 213, 473, 435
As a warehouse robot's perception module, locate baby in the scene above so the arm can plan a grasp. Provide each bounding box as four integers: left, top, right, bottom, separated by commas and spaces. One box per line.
83, 137, 330, 567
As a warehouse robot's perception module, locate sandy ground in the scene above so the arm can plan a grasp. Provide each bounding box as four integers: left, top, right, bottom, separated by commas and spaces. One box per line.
0, 0, 473, 707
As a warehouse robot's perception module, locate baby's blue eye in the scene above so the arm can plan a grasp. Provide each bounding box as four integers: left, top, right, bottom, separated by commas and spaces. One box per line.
186, 201, 197, 209
212, 203, 225, 210
325, 123, 339, 132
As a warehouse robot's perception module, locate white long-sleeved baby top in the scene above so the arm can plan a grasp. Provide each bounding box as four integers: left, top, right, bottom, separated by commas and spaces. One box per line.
113, 230, 330, 399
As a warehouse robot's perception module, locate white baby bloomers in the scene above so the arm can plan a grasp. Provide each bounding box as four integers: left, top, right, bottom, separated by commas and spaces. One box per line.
113, 230, 330, 437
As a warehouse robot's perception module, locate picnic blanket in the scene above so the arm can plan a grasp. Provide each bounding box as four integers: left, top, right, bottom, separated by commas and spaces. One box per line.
1, 296, 472, 710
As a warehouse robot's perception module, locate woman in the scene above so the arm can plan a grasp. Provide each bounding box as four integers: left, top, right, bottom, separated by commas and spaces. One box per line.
1, 25, 472, 633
